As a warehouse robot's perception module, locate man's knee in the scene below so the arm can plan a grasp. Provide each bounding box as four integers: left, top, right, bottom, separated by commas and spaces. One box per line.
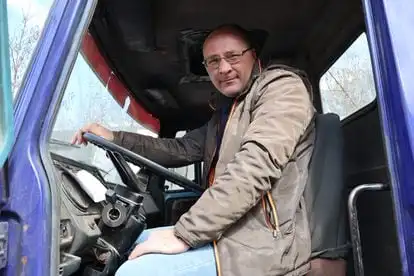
115, 256, 153, 276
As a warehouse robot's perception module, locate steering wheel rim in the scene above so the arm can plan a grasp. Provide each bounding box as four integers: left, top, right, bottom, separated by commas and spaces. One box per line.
83, 132, 203, 194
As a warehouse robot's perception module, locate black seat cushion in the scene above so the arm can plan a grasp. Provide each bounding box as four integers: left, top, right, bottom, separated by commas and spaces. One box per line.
305, 113, 349, 259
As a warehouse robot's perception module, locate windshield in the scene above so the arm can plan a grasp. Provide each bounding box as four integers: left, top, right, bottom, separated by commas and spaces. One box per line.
50, 51, 158, 184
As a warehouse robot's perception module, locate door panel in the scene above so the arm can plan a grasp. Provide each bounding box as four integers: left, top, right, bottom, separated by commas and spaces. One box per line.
343, 105, 401, 276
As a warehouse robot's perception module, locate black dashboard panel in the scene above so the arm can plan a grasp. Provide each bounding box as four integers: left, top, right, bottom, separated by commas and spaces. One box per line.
51, 152, 160, 275
58, 167, 102, 255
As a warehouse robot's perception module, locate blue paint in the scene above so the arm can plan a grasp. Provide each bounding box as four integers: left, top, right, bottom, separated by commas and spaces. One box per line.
4, 0, 88, 275
363, 0, 414, 275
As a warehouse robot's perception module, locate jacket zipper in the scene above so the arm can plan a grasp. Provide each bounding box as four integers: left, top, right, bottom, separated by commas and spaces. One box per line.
208, 98, 239, 186
262, 191, 281, 238
209, 99, 238, 276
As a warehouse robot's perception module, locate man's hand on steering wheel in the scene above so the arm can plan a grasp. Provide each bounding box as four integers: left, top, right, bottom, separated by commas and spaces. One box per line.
72, 123, 114, 145
72, 125, 204, 194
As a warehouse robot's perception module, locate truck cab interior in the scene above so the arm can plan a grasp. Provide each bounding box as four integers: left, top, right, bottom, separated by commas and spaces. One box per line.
41, 0, 401, 275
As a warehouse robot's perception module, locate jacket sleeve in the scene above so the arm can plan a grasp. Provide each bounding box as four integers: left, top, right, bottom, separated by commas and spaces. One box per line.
112, 124, 206, 168
174, 70, 315, 247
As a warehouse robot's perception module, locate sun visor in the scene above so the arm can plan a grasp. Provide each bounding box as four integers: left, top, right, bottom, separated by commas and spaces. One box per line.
106, 0, 155, 52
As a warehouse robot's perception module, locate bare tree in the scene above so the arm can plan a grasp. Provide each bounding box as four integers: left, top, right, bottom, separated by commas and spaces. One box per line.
320, 42, 376, 119
9, 9, 40, 96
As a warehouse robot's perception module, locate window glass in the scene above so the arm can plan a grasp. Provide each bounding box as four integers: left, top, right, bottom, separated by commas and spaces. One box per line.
7, 0, 54, 98
0, 1, 14, 167
50, 52, 157, 185
320, 33, 376, 119
165, 130, 195, 191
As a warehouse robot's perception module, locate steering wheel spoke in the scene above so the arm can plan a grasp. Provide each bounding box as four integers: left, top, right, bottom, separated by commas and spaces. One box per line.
83, 132, 203, 195
106, 151, 147, 193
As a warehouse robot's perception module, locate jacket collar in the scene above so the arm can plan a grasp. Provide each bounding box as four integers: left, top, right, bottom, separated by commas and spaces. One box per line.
239, 61, 262, 97
209, 60, 314, 112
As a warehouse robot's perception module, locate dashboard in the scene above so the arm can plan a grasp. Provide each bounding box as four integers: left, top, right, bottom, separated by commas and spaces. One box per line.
49, 132, 203, 276
52, 153, 156, 276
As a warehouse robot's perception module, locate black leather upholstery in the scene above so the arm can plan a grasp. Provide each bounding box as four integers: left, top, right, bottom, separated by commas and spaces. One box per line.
305, 113, 349, 259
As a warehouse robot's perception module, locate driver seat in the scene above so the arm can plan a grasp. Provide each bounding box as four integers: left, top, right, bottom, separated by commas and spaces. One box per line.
305, 113, 349, 275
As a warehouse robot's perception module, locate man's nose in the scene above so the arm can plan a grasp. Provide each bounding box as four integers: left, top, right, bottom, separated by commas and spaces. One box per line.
218, 59, 232, 74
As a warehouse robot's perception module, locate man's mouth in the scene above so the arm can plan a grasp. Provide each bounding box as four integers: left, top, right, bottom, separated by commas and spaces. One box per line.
221, 77, 237, 84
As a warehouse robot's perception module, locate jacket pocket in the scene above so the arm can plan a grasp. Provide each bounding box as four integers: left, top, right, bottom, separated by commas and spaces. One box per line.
262, 191, 282, 238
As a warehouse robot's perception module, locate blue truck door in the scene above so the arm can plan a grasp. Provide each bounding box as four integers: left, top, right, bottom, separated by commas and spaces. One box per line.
1, 0, 95, 275
0, 1, 14, 270
363, 0, 414, 274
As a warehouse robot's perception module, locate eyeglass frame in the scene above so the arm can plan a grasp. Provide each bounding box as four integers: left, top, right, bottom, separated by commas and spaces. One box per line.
202, 48, 253, 69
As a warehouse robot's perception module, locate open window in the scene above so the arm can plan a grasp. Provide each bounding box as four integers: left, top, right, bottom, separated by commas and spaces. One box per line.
0, 2, 14, 167
319, 33, 376, 120
6, 0, 53, 100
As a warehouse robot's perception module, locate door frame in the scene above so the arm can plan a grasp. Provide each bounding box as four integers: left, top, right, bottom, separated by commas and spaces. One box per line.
363, 0, 414, 274
7, 1, 96, 275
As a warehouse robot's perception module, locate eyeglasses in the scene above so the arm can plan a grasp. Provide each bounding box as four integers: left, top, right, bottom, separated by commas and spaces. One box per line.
203, 48, 252, 69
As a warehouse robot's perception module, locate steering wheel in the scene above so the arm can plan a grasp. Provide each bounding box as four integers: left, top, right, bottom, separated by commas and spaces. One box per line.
82, 132, 203, 195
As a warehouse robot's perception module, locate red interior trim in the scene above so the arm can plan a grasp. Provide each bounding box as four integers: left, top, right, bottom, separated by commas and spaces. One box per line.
81, 32, 160, 133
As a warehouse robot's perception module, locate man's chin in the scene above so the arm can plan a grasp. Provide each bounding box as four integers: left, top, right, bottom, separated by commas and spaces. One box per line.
219, 85, 242, 97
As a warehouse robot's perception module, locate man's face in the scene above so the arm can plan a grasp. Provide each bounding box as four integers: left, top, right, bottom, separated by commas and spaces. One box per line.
203, 32, 256, 97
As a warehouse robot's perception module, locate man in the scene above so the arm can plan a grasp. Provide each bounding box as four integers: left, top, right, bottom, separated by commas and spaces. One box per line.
72, 24, 315, 276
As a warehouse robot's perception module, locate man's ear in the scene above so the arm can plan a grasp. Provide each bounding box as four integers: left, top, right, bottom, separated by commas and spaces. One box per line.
252, 50, 258, 59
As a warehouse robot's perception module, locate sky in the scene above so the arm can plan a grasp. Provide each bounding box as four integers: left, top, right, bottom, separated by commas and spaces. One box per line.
7, 0, 52, 30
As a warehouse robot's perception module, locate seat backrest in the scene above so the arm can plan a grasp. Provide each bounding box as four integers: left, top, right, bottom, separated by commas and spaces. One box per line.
304, 113, 349, 259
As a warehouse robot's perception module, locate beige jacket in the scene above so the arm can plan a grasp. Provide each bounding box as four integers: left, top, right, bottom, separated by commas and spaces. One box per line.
114, 64, 316, 276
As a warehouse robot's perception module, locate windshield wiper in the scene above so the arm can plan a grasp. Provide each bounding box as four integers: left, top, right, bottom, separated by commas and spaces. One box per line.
51, 152, 110, 179
49, 138, 81, 148
49, 139, 113, 178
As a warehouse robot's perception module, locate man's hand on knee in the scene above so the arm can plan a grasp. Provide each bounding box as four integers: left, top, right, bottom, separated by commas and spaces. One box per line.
128, 228, 190, 260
